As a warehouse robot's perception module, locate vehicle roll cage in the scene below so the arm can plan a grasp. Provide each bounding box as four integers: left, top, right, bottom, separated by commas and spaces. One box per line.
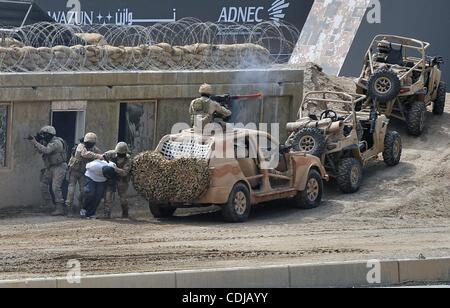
299, 91, 367, 119
360, 34, 430, 83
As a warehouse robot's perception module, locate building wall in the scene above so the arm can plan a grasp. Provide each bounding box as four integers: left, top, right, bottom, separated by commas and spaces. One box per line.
0, 68, 304, 209
85, 101, 120, 152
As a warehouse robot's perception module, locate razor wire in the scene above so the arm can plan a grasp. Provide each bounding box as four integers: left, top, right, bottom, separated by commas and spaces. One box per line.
0, 19, 300, 72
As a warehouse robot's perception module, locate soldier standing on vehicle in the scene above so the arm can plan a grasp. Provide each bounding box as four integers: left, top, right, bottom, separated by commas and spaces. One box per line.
189, 83, 232, 129
27, 126, 68, 216
66, 132, 104, 216
103, 142, 132, 219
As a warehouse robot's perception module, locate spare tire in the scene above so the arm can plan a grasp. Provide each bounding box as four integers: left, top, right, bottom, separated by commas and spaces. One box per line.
291, 127, 326, 158
367, 69, 401, 103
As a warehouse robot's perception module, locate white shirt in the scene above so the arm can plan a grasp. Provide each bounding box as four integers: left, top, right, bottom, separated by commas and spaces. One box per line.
85, 160, 116, 183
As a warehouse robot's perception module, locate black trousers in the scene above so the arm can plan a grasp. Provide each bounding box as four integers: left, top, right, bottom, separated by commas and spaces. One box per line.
83, 176, 106, 217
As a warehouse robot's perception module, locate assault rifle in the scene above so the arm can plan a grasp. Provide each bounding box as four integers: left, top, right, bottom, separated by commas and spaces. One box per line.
211, 93, 263, 121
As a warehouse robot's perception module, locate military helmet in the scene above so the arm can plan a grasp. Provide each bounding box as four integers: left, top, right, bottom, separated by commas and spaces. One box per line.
40, 126, 56, 136
199, 83, 213, 95
84, 132, 97, 143
115, 142, 129, 155
378, 40, 391, 53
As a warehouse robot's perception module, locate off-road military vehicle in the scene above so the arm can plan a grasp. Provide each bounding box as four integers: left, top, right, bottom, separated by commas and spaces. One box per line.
355, 35, 446, 136
147, 128, 328, 222
286, 91, 402, 194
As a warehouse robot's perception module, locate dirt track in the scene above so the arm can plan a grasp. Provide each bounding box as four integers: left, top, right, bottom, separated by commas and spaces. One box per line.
0, 96, 449, 281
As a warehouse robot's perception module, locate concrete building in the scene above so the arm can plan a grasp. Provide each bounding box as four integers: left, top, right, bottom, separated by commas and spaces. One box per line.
0, 68, 304, 209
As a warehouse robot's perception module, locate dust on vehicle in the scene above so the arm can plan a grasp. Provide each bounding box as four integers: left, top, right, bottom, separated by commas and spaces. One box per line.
355, 35, 446, 136
132, 128, 329, 222
286, 91, 402, 193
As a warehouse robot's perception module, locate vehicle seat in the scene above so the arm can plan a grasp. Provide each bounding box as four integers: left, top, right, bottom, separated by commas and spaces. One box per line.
276, 153, 289, 173
359, 120, 375, 149
237, 147, 258, 187
386, 45, 404, 66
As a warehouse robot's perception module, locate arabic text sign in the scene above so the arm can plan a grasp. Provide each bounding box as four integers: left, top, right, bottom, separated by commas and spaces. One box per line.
35, 0, 313, 28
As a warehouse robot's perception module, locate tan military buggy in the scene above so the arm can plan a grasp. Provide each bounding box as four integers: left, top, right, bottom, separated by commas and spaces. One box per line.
149, 128, 328, 223
286, 91, 402, 194
355, 35, 446, 136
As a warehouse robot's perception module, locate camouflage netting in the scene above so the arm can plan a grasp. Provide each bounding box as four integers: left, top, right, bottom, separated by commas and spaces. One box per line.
132, 151, 211, 203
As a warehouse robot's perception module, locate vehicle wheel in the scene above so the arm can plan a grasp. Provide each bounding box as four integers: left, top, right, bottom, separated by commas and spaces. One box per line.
433, 82, 446, 115
222, 183, 251, 223
336, 158, 363, 194
149, 203, 176, 219
293, 169, 323, 210
406, 101, 427, 136
367, 69, 401, 103
383, 131, 402, 166
291, 128, 327, 158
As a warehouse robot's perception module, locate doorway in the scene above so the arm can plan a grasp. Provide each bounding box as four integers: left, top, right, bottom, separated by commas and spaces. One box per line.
51, 111, 86, 157
50, 110, 85, 203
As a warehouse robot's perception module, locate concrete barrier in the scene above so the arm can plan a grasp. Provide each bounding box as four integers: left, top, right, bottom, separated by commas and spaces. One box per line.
0, 258, 448, 288
398, 258, 450, 284
289, 260, 399, 288
175, 266, 290, 288
56, 272, 176, 288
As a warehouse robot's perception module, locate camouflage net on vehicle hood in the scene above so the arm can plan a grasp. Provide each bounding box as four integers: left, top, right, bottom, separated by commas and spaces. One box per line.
131, 151, 211, 203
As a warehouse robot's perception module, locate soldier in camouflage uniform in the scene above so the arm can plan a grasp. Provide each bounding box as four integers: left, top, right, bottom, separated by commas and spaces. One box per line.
66, 132, 104, 215
103, 142, 132, 219
28, 126, 68, 216
189, 84, 232, 129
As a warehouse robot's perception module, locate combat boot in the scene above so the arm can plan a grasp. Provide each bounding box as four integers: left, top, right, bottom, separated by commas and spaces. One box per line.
51, 203, 65, 216
65, 203, 72, 217
41, 201, 54, 211
103, 209, 112, 220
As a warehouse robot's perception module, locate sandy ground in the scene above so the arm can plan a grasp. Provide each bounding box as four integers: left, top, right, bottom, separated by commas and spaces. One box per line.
0, 95, 449, 281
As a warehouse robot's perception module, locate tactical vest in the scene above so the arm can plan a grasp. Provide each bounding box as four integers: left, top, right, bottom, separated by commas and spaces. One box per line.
43, 137, 67, 168
112, 154, 132, 183
190, 97, 211, 126
68, 144, 98, 173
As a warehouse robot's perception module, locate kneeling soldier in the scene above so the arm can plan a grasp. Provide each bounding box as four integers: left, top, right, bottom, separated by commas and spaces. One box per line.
103, 142, 132, 219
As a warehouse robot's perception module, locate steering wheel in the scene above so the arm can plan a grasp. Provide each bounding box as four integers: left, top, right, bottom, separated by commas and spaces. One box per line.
320, 109, 338, 121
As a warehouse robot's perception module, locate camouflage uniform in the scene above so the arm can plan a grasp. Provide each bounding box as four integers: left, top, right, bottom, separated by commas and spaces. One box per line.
190, 83, 231, 130
66, 143, 103, 210
103, 150, 132, 218
189, 96, 231, 129
32, 136, 68, 210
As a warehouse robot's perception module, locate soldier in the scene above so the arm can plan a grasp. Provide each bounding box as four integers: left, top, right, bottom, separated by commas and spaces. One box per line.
189, 83, 232, 129
376, 40, 392, 62
28, 126, 68, 216
66, 132, 104, 216
103, 142, 132, 219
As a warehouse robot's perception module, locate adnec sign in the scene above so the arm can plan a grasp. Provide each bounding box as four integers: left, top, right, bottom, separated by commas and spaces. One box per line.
35, 0, 313, 28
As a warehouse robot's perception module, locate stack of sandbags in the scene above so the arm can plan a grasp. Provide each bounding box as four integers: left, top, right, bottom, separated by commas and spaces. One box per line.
75, 33, 108, 46
0, 42, 271, 71
131, 151, 211, 203
0, 38, 24, 48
